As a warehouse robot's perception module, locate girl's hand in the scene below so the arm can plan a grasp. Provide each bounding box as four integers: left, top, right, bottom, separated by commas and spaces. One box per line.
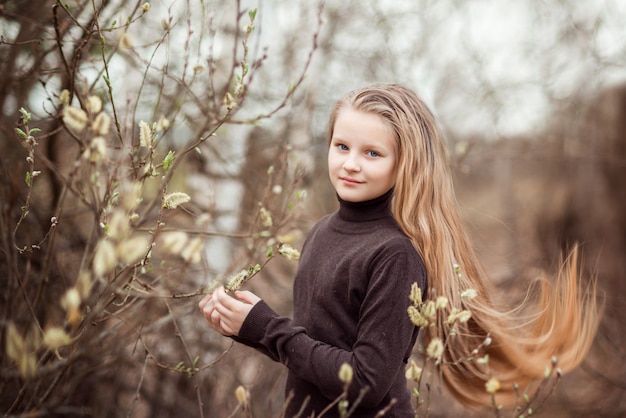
198, 286, 261, 337
198, 293, 221, 333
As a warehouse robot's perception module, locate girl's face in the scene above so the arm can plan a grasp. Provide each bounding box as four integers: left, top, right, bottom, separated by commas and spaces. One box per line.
328, 108, 397, 202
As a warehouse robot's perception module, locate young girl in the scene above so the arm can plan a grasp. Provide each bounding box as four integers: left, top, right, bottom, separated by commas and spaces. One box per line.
199, 84, 601, 417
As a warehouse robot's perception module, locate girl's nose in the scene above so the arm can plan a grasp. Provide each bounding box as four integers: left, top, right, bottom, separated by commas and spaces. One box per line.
342, 154, 360, 172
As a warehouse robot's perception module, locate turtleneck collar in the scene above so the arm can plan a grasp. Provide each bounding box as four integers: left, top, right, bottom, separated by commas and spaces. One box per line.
337, 188, 394, 222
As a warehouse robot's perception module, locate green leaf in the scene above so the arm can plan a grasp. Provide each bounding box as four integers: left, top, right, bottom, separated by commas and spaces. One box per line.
163, 150, 175, 171
248, 8, 257, 21
29, 128, 41, 134
544, 366, 551, 378
19, 107, 31, 124
15, 128, 27, 138
248, 264, 261, 275
25, 171, 31, 186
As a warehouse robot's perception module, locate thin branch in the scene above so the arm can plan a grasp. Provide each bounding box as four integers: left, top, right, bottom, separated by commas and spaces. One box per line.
126, 351, 150, 418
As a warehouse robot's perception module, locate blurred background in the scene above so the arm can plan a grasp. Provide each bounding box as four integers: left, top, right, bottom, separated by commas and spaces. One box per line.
1, 0, 624, 416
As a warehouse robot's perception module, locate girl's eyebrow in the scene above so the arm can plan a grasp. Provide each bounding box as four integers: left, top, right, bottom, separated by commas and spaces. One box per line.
364, 142, 391, 151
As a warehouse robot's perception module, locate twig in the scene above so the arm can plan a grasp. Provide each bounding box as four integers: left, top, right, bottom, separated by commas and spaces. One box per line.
375, 398, 397, 417
91, 0, 123, 144
127, 351, 150, 418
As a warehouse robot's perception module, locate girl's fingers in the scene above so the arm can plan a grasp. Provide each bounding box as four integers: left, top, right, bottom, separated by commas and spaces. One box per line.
211, 287, 226, 305
214, 287, 245, 311
219, 319, 235, 336
214, 287, 260, 311
234, 290, 261, 305
210, 309, 220, 325
199, 295, 216, 321
214, 301, 237, 319
200, 286, 259, 337
198, 293, 212, 311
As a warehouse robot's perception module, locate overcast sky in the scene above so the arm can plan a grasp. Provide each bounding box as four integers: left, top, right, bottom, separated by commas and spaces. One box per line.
253, 0, 626, 138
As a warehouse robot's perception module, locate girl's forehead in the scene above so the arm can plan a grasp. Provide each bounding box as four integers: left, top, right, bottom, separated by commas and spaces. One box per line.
334, 108, 387, 133
332, 109, 396, 150
335, 107, 390, 127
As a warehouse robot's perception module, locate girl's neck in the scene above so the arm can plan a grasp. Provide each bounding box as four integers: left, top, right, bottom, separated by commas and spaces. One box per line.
337, 188, 393, 222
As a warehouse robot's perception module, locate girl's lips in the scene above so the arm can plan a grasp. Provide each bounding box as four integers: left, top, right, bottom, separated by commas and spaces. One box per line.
340, 177, 363, 185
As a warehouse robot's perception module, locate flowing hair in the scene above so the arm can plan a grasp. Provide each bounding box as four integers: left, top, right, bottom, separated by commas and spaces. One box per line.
327, 83, 603, 408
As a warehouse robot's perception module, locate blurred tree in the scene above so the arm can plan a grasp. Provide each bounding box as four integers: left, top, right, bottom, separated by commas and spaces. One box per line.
1, 0, 625, 416
0, 1, 318, 416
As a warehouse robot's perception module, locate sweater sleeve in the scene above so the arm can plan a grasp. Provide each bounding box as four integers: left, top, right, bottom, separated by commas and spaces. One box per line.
229, 335, 280, 362
237, 248, 427, 407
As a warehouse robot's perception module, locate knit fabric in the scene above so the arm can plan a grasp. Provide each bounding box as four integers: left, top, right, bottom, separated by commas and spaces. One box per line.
237, 189, 428, 417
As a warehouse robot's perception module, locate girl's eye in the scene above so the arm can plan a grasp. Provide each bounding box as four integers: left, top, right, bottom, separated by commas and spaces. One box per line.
367, 150, 380, 157
338, 144, 348, 151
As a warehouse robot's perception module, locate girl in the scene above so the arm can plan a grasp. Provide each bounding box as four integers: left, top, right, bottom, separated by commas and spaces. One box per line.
199, 84, 601, 417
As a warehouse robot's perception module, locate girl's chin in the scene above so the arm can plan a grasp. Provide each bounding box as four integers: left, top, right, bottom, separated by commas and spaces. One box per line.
336, 190, 370, 203
336, 190, 356, 201
336, 187, 392, 203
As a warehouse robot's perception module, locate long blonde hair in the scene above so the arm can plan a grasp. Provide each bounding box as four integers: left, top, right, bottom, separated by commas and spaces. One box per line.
327, 83, 603, 407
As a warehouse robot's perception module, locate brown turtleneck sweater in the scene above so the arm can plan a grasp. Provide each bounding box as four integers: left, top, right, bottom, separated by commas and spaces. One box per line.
236, 189, 428, 417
